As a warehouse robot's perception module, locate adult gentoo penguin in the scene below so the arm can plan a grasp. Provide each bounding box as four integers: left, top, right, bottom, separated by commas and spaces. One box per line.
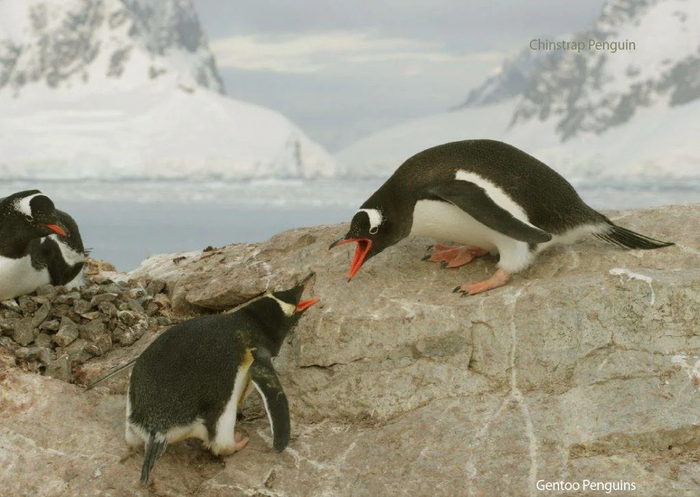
126, 273, 319, 485
330, 140, 673, 295
0, 190, 86, 301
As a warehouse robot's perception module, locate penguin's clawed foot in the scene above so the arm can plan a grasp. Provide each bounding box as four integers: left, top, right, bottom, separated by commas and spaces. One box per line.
452, 269, 511, 296
423, 243, 488, 268
210, 431, 250, 457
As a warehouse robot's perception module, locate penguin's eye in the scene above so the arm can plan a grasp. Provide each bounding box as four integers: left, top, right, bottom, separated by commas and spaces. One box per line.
369, 226, 379, 234
25, 214, 33, 222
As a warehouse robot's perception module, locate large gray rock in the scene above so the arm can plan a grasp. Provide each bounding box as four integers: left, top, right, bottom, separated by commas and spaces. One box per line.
2, 205, 700, 495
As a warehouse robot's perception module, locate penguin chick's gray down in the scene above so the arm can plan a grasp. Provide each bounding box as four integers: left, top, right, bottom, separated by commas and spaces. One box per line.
330, 140, 673, 295
126, 273, 319, 485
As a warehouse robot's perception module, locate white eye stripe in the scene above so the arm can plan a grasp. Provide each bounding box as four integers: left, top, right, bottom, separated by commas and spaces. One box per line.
14, 193, 44, 217
358, 208, 383, 231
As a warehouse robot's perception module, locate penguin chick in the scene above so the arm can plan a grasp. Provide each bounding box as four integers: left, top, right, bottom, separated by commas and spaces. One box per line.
330, 140, 673, 295
0, 190, 78, 300
126, 273, 319, 485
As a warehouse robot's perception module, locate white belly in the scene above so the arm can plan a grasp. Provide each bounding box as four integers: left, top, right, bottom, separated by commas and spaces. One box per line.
0, 255, 50, 301
408, 199, 535, 273
409, 199, 507, 250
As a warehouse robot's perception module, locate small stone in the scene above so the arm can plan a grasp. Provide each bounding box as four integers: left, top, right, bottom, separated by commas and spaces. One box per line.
117, 310, 140, 327
79, 311, 100, 321
34, 333, 52, 349
153, 293, 170, 310
74, 300, 93, 314
156, 316, 172, 326
14, 346, 50, 363
0, 336, 19, 352
98, 301, 118, 320
1, 299, 20, 312
40, 320, 60, 332
146, 279, 166, 296
85, 333, 112, 356
80, 319, 106, 342
0, 317, 19, 335
45, 354, 71, 382
54, 291, 81, 305
32, 296, 51, 305
17, 296, 38, 314
90, 293, 119, 306
12, 318, 35, 346
35, 284, 56, 297
145, 302, 160, 316
101, 283, 123, 295
126, 299, 145, 313
31, 303, 51, 329
64, 339, 92, 364
54, 317, 80, 347
51, 303, 73, 318
80, 286, 101, 300
112, 324, 144, 346
125, 287, 146, 300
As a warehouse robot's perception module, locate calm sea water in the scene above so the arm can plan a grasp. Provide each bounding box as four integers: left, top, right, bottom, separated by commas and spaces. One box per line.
2, 178, 698, 271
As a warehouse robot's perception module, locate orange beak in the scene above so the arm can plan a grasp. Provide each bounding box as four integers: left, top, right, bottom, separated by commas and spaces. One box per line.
46, 224, 66, 236
329, 237, 372, 281
296, 298, 319, 312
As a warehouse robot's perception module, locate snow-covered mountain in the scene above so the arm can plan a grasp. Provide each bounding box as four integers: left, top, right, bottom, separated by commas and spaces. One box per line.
339, 0, 700, 181
0, 0, 335, 179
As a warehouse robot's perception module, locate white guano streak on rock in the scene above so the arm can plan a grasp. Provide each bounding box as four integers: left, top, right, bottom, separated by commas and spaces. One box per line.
565, 247, 580, 270
608, 267, 655, 306
466, 288, 539, 497
507, 289, 539, 497
257, 429, 358, 485
246, 247, 273, 288
672, 355, 700, 392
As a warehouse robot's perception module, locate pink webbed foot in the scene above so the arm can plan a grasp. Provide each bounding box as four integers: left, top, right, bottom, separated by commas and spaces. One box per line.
452, 269, 511, 296
422, 243, 489, 268
234, 431, 249, 451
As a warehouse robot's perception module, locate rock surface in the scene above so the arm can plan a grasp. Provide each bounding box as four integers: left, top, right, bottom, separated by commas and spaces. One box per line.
3, 204, 700, 496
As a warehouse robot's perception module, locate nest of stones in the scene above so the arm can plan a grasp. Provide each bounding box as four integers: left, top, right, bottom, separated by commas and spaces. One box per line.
0, 277, 176, 383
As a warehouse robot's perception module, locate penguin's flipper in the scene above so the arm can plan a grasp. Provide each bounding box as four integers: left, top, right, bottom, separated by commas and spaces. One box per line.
250, 353, 290, 452
429, 181, 553, 244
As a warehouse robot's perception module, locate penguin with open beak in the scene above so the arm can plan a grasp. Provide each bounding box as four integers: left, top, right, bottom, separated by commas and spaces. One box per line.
330, 140, 673, 295
126, 273, 318, 485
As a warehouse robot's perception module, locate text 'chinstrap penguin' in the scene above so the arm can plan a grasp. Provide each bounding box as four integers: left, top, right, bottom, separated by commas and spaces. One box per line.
0, 189, 86, 301
126, 272, 319, 485
330, 140, 673, 295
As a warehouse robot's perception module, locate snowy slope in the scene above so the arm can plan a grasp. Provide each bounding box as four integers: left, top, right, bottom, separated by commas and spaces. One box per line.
0, 0, 335, 179
338, 0, 700, 180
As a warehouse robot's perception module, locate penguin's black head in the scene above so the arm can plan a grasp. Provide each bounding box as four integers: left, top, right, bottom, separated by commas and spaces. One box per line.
271, 272, 319, 319
1, 190, 68, 238
328, 208, 397, 280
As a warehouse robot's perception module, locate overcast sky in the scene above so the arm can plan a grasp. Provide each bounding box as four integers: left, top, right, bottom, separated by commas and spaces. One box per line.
192, 1, 607, 151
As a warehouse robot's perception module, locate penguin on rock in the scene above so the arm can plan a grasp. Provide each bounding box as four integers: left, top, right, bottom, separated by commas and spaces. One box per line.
126, 273, 319, 485
0, 190, 86, 301
330, 140, 674, 295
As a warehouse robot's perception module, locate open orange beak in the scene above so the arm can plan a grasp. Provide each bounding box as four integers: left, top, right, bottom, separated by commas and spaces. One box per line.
46, 224, 67, 236
296, 298, 319, 312
329, 237, 372, 281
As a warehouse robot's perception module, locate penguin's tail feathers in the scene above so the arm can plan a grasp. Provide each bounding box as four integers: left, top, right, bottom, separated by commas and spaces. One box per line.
596, 223, 674, 250
140, 431, 168, 485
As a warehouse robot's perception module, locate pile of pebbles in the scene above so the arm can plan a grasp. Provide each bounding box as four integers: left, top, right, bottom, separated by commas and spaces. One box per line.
0, 276, 176, 383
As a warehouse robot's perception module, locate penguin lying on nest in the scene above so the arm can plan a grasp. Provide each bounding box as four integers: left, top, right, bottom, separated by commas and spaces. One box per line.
126, 273, 319, 485
331, 140, 673, 295
0, 190, 86, 301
